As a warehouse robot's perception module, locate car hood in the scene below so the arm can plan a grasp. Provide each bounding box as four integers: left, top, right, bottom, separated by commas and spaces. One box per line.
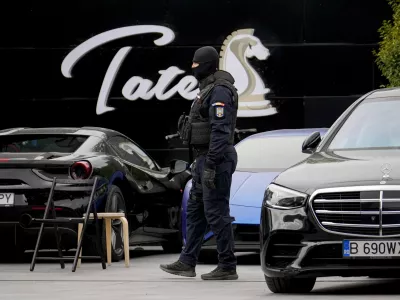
274, 149, 400, 195
230, 169, 282, 208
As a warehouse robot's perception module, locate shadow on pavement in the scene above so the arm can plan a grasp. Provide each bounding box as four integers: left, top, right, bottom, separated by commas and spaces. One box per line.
311, 279, 400, 295
0, 247, 166, 264
198, 250, 260, 265
0, 247, 260, 266
130, 247, 165, 258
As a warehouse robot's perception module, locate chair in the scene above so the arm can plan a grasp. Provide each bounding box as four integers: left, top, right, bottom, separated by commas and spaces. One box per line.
24, 176, 107, 272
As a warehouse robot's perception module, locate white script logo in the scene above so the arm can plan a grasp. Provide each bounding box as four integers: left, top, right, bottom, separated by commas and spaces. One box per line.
61, 25, 276, 117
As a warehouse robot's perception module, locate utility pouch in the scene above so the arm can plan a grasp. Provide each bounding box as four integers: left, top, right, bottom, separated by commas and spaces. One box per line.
190, 121, 211, 145
178, 114, 191, 145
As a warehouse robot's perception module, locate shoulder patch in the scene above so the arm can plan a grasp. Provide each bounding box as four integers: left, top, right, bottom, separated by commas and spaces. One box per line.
215, 106, 224, 118
212, 102, 225, 107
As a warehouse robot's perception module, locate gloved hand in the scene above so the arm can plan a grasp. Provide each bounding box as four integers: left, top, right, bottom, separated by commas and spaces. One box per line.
203, 163, 216, 189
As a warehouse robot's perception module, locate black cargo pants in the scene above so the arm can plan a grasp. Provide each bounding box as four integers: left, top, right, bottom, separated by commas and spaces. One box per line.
179, 145, 238, 269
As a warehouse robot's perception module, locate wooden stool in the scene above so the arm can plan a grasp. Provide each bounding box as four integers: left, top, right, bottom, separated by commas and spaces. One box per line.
77, 212, 130, 267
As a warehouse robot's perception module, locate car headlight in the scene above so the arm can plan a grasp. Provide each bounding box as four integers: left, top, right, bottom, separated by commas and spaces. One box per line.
264, 184, 308, 209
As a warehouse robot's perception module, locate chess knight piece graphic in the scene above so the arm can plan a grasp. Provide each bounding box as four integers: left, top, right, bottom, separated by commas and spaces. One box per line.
219, 29, 277, 118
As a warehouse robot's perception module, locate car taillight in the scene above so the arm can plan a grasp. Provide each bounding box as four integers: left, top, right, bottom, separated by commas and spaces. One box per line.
70, 161, 92, 180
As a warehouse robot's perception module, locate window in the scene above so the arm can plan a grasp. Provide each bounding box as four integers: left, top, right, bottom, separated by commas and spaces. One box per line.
328, 97, 400, 150
235, 135, 311, 170
108, 136, 157, 170
0, 134, 88, 153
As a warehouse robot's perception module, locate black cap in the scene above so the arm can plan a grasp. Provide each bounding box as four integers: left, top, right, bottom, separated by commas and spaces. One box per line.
193, 46, 219, 64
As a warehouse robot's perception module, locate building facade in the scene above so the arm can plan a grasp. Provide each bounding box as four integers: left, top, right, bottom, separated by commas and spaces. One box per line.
1, 0, 392, 164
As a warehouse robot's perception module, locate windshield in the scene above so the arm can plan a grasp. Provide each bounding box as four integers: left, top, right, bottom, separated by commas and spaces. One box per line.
0, 134, 88, 153
328, 97, 400, 150
235, 135, 312, 170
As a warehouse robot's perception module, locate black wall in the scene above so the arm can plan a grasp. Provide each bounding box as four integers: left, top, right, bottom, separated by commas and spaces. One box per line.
1, 0, 392, 166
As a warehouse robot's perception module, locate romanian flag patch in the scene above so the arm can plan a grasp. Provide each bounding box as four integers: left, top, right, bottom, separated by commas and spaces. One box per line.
212, 102, 225, 107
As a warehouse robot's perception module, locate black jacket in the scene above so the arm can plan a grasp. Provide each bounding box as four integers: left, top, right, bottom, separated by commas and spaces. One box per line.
198, 70, 238, 169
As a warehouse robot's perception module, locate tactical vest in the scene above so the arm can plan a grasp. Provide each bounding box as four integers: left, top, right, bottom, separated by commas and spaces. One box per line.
178, 75, 238, 147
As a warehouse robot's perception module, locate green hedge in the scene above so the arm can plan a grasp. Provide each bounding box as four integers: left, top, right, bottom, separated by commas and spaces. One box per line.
374, 0, 400, 87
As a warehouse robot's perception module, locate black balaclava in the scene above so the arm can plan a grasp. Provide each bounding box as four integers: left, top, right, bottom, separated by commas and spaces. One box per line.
192, 46, 219, 81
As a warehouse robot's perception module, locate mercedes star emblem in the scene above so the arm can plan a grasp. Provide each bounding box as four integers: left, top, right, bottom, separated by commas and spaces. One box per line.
381, 163, 392, 177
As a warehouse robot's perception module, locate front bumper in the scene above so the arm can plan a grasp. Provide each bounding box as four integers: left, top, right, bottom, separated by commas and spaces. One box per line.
260, 204, 400, 278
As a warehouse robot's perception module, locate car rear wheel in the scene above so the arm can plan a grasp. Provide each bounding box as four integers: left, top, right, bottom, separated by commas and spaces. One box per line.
103, 185, 127, 262
83, 185, 127, 261
265, 275, 316, 293
0, 241, 25, 262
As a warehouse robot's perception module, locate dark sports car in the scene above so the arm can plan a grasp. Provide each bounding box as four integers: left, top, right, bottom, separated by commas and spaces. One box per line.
0, 127, 190, 261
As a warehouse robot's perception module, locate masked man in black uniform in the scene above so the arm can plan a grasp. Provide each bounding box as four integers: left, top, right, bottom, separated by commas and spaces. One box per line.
160, 46, 239, 280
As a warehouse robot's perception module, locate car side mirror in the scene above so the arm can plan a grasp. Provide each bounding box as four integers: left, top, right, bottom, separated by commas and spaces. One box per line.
169, 159, 188, 175
302, 132, 322, 154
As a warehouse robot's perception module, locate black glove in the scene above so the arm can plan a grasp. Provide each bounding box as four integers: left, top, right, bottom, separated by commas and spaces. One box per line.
203, 161, 216, 189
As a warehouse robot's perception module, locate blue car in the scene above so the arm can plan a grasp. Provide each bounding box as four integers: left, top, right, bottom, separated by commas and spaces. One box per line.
181, 128, 328, 252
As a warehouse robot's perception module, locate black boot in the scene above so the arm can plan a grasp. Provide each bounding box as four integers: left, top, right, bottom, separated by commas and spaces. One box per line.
160, 260, 196, 277
201, 266, 238, 280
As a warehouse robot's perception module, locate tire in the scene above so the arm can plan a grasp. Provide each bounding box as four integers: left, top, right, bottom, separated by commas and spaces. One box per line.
103, 185, 127, 262
83, 185, 127, 262
265, 275, 316, 293
161, 205, 183, 253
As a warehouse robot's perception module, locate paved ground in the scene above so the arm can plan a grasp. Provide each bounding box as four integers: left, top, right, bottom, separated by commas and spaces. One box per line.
0, 247, 399, 299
